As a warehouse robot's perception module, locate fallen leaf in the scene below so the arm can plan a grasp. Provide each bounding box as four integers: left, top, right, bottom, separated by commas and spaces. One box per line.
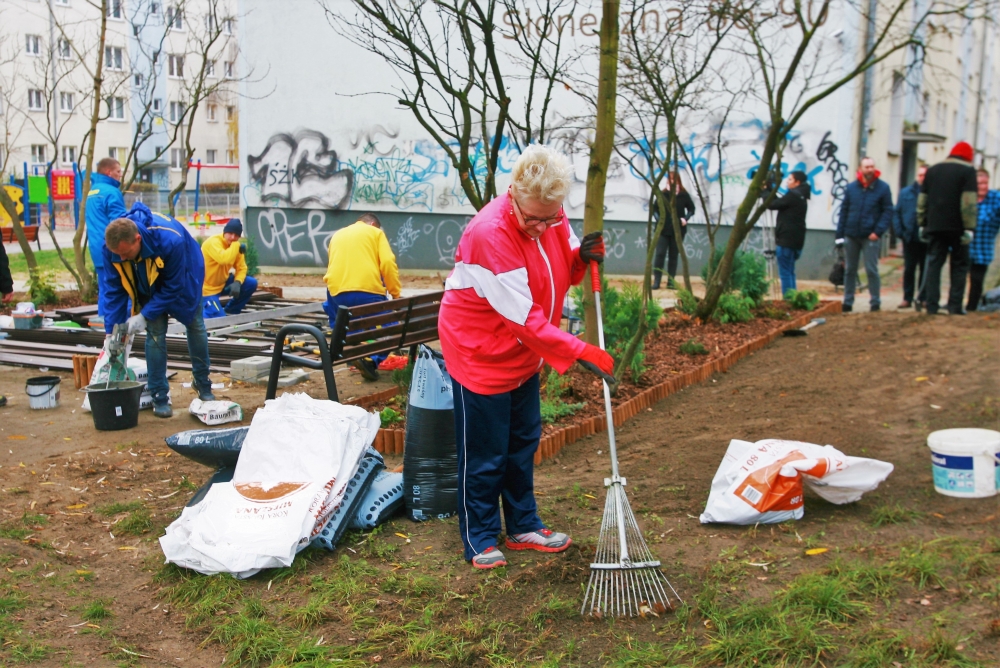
932, 513, 945, 519
7, 435, 26, 440
583, 493, 596, 499
117, 546, 136, 551
930, 404, 942, 410
75, 570, 92, 575
915, 376, 928, 382
805, 548, 828, 556
920, 598, 931, 606
65, 503, 87, 510
394, 532, 409, 539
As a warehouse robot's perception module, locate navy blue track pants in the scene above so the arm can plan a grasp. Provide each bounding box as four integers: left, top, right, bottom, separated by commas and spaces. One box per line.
454, 374, 544, 560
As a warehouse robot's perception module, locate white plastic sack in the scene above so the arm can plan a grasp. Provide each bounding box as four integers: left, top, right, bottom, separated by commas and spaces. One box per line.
409, 345, 453, 410
188, 398, 243, 425
159, 393, 379, 575
699, 439, 894, 525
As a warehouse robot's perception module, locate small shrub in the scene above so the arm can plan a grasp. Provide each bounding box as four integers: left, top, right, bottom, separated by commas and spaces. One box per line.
540, 370, 584, 425
679, 338, 708, 355
379, 406, 403, 429
676, 289, 698, 315
27, 268, 58, 306
243, 233, 260, 277
701, 248, 771, 305
714, 293, 755, 323
785, 288, 820, 311
391, 362, 414, 395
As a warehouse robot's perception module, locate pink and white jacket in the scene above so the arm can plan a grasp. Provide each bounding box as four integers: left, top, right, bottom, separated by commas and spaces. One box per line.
439, 192, 588, 395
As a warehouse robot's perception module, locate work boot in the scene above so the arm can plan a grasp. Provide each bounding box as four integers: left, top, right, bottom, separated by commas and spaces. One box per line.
471, 546, 508, 570
842, 304, 853, 313
506, 528, 572, 553
870, 304, 880, 312
153, 403, 173, 418
0, 395, 7, 408
198, 388, 216, 402
651, 273, 661, 290
352, 357, 380, 382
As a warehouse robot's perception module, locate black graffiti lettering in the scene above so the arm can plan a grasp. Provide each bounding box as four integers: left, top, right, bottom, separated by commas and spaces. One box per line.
248, 130, 354, 209
816, 131, 849, 203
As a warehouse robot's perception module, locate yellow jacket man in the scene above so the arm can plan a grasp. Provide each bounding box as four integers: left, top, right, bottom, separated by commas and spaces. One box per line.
322, 212, 401, 380
201, 219, 258, 318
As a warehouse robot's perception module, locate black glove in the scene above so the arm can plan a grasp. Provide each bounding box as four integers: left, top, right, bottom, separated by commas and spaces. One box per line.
579, 231, 606, 264
239, 243, 246, 255
228, 280, 242, 298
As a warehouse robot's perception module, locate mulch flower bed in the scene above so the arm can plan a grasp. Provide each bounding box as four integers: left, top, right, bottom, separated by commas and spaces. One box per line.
365, 300, 842, 459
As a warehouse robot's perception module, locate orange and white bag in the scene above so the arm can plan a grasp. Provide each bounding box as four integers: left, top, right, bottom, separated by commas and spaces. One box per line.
699, 439, 893, 525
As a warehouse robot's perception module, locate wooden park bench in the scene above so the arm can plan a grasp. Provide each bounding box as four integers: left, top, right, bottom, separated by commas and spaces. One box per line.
2, 224, 42, 250
265, 290, 444, 402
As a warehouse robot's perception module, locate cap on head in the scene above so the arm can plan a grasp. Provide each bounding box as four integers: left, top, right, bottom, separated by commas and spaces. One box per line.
223, 219, 243, 236
949, 141, 974, 162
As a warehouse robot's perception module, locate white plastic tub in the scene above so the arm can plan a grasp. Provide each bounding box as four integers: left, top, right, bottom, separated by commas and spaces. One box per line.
927, 428, 1000, 498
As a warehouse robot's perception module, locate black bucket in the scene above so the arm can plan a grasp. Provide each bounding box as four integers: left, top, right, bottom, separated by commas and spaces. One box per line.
84, 381, 144, 431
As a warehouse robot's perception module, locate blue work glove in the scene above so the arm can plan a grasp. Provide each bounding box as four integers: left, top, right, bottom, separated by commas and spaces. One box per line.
227, 280, 242, 298
126, 313, 147, 335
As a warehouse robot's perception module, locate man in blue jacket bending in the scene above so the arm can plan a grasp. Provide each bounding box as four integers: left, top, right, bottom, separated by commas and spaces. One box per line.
100, 203, 214, 418
836, 157, 894, 312
86, 158, 128, 314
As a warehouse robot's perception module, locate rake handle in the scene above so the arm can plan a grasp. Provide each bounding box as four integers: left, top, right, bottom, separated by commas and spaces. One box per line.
590, 261, 620, 482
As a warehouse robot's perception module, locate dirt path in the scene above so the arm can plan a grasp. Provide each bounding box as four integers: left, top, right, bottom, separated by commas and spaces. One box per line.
0, 310, 997, 666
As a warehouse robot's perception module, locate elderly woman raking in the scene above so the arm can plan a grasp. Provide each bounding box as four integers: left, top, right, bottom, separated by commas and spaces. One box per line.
439, 145, 614, 570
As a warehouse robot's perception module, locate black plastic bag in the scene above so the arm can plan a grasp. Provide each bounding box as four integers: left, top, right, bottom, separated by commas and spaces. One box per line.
165, 427, 249, 468
403, 345, 457, 521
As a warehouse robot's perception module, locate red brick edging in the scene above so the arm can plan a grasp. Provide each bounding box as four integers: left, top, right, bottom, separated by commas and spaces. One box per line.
366, 301, 842, 459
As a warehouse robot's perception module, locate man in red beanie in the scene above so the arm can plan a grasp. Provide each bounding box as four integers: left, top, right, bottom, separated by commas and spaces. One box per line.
917, 141, 978, 315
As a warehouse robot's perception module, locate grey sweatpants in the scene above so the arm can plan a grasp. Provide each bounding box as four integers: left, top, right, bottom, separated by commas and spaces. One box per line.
843, 236, 880, 308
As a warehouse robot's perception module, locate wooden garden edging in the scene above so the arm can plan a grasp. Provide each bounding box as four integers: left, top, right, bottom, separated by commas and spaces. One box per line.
366, 300, 842, 459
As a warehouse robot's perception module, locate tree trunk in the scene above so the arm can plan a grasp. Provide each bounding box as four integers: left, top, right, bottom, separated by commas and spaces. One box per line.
581, 0, 620, 345
0, 188, 37, 270
74, 0, 109, 301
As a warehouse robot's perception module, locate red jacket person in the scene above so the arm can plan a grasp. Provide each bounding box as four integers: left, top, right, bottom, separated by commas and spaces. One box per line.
439, 145, 612, 569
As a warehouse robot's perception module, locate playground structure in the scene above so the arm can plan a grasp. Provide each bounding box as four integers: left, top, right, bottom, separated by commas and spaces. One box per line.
1, 160, 240, 237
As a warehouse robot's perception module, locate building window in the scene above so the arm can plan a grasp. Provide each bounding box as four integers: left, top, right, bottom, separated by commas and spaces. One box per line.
107, 96, 126, 120
107, 0, 123, 19
109, 147, 127, 162
150, 1, 160, 14
206, 103, 217, 121
169, 100, 184, 123
224, 18, 234, 34
61, 145, 76, 164
225, 105, 235, 121
57, 39, 71, 59
28, 89, 45, 111
206, 149, 217, 164
134, 73, 143, 87
167, 5, 183, 30
152, 98, 162, 113
205, 59, 215, 77
226, 150, 235, 164
105, 46, 124, 70
205, 14, 217, 33
224, 61, 234, 79
59, 91, 74, 112
26, 35, 42, 56
170, 148, 183, 169
55, 0, 70, 5
31, 145, 47, 165
168, 54, 183, 78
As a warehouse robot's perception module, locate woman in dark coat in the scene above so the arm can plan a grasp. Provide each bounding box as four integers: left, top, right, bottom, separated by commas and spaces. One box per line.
651, 172, 696, 289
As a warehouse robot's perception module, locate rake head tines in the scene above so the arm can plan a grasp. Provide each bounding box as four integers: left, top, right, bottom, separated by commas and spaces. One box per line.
581, 480, 681, 618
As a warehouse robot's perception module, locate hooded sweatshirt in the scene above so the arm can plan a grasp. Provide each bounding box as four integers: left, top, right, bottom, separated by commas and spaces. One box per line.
767, 183, 811, 250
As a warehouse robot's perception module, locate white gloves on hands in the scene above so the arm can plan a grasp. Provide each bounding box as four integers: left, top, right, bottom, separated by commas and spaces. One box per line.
126, 313, 147, 335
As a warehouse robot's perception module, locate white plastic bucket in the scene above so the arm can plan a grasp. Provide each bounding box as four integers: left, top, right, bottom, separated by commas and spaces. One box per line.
25, 376, 61, 410
927, 428, 1000, 498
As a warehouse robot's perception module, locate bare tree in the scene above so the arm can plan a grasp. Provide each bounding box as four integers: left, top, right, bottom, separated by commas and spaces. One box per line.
320, 0, 573, 211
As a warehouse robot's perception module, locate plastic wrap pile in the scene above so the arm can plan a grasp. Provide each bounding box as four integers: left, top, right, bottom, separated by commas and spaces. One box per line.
160, 393, 383, 577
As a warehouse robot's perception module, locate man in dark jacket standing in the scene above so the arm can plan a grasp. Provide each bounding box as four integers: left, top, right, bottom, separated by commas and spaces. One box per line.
917, 141, 978, 315
836, 157, 894, 312
766, 170, 810, 296
893, 164, 927, 308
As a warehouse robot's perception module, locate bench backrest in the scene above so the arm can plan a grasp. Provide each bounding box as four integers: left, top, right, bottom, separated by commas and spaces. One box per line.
329, 290, 444, 364
2, 225, 39, 242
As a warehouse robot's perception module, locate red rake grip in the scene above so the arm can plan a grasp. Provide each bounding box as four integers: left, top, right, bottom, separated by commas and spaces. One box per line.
590, 260, 601, 294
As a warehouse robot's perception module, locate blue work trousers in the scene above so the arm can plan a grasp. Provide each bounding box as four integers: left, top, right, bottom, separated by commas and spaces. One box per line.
204, 275, 258, 318
776, 246, 801, 297
324, 290, 389, 365
454, 374, 544, 561
145, 310, 212, 406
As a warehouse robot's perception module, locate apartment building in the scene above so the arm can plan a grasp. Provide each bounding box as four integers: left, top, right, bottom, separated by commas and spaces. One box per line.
0, 0, 239, 191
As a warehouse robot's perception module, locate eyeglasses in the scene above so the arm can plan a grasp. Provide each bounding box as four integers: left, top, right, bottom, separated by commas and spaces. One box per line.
511, 197, 565, 230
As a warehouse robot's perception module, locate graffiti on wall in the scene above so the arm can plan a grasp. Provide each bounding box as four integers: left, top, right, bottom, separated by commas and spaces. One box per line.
247, 130, 354, 209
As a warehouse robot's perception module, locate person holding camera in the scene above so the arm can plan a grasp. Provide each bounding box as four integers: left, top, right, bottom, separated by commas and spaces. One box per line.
763, 170, 810, 297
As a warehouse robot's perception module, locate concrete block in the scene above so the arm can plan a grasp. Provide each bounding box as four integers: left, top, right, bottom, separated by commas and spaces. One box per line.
230, 355, 273, 380
250, 368, 311, 388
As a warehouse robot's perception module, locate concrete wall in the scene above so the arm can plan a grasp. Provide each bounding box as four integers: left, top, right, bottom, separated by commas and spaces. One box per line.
248, 207, 839, 279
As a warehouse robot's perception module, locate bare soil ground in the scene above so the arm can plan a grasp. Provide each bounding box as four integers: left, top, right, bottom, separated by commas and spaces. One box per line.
0, 309, 997, 667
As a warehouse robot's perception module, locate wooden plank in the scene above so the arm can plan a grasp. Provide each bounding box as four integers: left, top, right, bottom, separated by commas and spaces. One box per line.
347, 302, 441, 331
343, 315, 438, 346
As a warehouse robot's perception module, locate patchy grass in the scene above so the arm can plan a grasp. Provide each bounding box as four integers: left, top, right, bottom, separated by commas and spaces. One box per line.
0, 513, 47, 541
870, 502, 923, 527
0, 586, 49, 663
96, 501, 145, 516
82, 598, 113, 622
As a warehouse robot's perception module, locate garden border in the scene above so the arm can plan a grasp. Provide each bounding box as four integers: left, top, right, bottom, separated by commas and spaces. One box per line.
365, 300, 842, 460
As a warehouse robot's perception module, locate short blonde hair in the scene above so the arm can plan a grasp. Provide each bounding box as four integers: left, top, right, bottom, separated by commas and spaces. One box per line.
510, 144, 573, 204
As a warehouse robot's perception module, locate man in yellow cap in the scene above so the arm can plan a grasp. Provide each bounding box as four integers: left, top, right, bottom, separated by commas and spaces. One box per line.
323, 212, 401, 380
201, 219, 257, 318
